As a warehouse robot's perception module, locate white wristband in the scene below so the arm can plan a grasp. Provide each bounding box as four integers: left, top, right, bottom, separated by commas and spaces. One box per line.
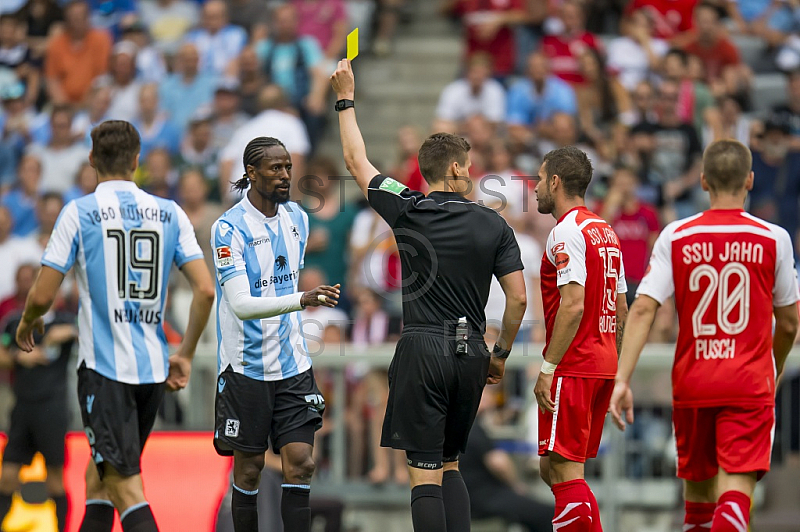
540, 361, 558, 375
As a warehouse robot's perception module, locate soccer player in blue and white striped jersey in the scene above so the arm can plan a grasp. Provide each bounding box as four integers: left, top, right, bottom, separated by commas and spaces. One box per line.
211, 137, 340, 532
15, 121, 215, 532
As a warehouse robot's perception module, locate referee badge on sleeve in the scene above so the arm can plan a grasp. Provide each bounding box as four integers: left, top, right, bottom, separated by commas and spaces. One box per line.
378, 177, 407, 195
216, 246, 233, 268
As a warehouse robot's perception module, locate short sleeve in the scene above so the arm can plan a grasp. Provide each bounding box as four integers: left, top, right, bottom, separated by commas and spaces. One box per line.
366, 174, 424, 227
212, 219, 247, 285
41, 201, 80, 275
546, 222, 587, 287
773, 227, 800, 307
173, 203, 204, 268
494, 223, 524, 278
636, 226, 675, 304
617, 252, 628, 294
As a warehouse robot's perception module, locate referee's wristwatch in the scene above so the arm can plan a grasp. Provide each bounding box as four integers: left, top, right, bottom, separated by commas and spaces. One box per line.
334, 99, 355, 112
492, 344, 511, 360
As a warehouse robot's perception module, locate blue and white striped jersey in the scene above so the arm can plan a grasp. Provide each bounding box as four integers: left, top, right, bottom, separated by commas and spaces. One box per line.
42, 180, 204, 385
212, 196, 310, 381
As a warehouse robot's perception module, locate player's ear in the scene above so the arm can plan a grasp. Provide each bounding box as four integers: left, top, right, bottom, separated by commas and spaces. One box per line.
700, 172, 710, 192
246, 164, 256, 181
745, 171, 754, 191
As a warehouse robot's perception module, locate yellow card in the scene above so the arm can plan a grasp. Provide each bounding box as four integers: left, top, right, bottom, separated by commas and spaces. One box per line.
347, 28, 359, 61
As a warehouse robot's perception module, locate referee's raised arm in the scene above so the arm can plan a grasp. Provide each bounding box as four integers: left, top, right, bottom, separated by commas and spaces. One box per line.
330, 59, 380, 196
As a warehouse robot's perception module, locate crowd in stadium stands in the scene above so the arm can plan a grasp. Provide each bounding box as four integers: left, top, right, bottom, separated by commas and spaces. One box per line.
2, 0, 800, 485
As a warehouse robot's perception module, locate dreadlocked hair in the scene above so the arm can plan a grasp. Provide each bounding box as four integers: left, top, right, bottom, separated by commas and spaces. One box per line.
231, 136, 287, 192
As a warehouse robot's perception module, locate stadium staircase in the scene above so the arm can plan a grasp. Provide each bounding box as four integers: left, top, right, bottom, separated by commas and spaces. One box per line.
318, 0, 462, 172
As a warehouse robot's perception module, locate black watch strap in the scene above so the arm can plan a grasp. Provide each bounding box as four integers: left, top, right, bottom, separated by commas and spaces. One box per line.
335, 99, 355, 112
492, 344, 511, 360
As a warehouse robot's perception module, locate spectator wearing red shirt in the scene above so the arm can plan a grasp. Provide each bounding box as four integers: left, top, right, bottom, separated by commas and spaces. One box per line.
625, 0, 698, 42
540, 0, 600, 85
599, 167, 660, 306
683, 3, 750, 97
0, 264, 37, 326
444, 0, 527, 78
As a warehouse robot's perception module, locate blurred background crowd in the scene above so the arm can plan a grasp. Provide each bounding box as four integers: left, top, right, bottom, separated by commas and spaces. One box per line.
3, 0, 800, 526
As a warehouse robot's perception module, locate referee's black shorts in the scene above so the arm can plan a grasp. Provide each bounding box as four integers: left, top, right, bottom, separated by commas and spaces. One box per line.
4, 397, 68, 467
380, 326, 491, 469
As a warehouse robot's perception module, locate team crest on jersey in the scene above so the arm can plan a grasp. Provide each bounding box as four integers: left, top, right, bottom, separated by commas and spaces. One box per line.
216, 246, 233, 267
290, 225, 301, 240
225, 419, 240, 438
551, 242, 565, 255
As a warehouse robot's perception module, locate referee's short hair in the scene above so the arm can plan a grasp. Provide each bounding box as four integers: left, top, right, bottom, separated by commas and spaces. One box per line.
702, 139, 751, 193
542, 146, 593, 198
90, 120, 141, 177
418, 133, 471, 184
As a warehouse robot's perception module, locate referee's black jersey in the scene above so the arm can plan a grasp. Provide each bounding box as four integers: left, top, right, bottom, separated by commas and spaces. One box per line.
367, 174, 523, 335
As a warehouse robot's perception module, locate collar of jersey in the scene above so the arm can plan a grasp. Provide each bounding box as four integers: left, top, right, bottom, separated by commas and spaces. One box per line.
95, 179, 139, 192
557, 205, 589, 223
242, 194, 280, 221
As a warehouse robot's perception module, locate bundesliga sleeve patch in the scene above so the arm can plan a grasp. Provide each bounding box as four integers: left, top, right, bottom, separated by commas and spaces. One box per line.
216, 246, 233, 267
378, 177, 407, 195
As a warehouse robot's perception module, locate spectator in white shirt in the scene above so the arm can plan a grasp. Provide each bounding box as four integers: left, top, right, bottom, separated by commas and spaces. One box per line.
218, 84, 310, 203
106, 41, 142, 123
184, 0, 247, 76
606, 10, 668, 92
434, 52, 507, 132
25, 106, 88, 194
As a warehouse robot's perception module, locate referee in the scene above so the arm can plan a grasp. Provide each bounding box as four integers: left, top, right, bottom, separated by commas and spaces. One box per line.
331, 61, 528, 532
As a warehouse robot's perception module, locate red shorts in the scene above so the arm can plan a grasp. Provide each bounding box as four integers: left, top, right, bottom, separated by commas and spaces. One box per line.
673, 405, 775, 482
538, 376, 614, 462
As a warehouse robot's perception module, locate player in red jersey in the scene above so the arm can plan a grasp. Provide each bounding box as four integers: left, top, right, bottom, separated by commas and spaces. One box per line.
533, 146, 628, 532
610, 139, 800, 532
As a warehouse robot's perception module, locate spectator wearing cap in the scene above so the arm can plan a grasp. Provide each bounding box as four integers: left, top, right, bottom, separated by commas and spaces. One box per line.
684, 3, 750, 98
506, 51, 577, 148
140, 0, 199, 54
218, 83, 310, 203
254, 3, 328, 152
133, 83, 181, 159
442, 0, 526, 79
106, 41, 142, 122
541, 0, 601, 84
210, 78, 249, 152
750, 118, 800, 239
120, 21, 167, 83
1, 154, 41, 237
177, 109, 219, 184
184, 0, 247, 76
434, 52, 506, 132
0, 14, 41, 109
24, 106, 88, 194
44, 0, 111, 105
159, 42, 216, 129
0, 82, 37, 186
770, 70, 800, 149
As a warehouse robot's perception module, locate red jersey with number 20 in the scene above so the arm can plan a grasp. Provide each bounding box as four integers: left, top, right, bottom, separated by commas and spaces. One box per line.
541, 207, 628, 379
637, 210, 799, 407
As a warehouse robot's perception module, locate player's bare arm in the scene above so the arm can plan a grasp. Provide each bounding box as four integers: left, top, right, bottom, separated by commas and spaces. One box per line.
331, 59, 380, 196
534, 282, 584, 413
167, 258, 215, 392
488, 270, 527, 385
616, 295, 629, 356
16, 266, 65, 352
772, 303, 799, 383
609, 295, 660, 431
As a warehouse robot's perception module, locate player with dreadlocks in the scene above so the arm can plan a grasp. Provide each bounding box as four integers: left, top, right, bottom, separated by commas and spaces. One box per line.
211, 136, 341, 532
